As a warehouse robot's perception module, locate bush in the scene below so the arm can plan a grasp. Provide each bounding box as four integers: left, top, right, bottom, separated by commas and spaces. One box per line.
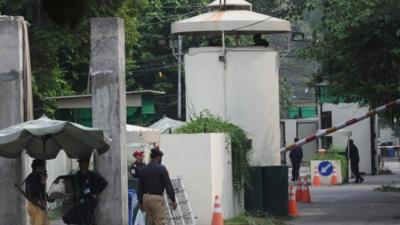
175, 112, 251, 196
311, 145, 348, 183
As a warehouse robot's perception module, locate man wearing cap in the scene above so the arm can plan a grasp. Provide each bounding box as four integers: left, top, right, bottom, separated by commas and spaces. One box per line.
24, 159, 49, 225
55, 155, 108, 225
129, 150, 146, 179
138, 147, 177, 225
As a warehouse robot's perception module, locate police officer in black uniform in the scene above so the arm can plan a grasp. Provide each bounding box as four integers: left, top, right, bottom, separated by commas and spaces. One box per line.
346, 139, 364, 183
289, 137, 303, 181
138, 147, 177, 225
24, 159, 49, 225
55, 156, 108, 225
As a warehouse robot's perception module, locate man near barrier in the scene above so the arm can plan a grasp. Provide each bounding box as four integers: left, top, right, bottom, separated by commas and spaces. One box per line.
346, 139, 364, 183
55, 155, 108, 225
290, 137, 303, 181
138, 147, 177, 225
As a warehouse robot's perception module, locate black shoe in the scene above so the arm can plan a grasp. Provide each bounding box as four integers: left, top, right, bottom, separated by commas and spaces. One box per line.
359, 177, 364, 183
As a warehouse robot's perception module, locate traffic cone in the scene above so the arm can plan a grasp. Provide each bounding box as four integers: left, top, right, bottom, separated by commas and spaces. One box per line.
301, 176, 311, 203
331, 167, 338, 186
295, 177, 303, 201
288, 184, 298, 217
312, 166, 320, 187
211, 195, 224, 225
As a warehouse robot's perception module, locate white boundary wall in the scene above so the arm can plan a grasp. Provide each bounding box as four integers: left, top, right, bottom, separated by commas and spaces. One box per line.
322, 103, 373, 174
160, 133, 237, 225
281, 119, 297, 164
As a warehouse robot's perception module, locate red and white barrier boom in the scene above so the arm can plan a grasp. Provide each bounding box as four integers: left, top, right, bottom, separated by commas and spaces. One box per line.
281, 98, 400, 153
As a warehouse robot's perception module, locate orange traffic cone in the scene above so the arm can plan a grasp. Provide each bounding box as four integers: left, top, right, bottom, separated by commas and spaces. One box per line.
331, 167, 338, 185
288, 184, 298, 217
295, 177, 303, 201
211, 195, 224, 225
301, 176, 312, 203
312, 166, 320, 187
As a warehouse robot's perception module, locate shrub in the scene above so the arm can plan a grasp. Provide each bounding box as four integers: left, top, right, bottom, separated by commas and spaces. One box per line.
175, 112, 251, 195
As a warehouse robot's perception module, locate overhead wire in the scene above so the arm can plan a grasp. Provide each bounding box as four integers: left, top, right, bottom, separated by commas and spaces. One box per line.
230, 16, 275, 31
128, 63, 177, 75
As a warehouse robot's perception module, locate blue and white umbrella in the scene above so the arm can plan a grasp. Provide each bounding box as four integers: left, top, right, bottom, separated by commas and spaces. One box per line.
0, 116, 111, 159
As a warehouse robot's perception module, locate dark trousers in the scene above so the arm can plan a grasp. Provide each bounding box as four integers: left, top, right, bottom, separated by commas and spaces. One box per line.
351, 161, 362, 180
291, 158, 302, 181
63, 201, 96, 225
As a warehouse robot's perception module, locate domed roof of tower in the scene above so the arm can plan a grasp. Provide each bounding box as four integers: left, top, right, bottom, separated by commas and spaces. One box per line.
207, 0, 252, 10
171, 0, 291, 35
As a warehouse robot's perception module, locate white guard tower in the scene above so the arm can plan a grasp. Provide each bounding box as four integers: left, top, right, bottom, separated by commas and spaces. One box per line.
172, 0, 291, 166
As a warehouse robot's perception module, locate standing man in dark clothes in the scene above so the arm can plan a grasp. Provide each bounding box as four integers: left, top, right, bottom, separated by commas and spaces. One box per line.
25, 159, 49, 225
129, 150, 146, 179
289, 137, 303, 181
138, 147, 177, 225
346, 139, 364, 183
55, 155, 108, 225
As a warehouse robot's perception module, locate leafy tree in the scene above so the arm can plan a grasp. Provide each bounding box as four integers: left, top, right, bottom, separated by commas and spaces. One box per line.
279, 76, 294, 118
303, 0, 400, 116
130, 0, 209, 120
1, 0, 309, 121
250, 0, 308, 20
0, 0, 144, 117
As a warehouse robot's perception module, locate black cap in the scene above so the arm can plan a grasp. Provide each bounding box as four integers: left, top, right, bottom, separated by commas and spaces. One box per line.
150, 147, 164, 158
31, 159, 45, 169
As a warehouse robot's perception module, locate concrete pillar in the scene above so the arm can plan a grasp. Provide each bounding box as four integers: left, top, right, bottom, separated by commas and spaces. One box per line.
0, 17, 26, 225
90, 18, 128, 225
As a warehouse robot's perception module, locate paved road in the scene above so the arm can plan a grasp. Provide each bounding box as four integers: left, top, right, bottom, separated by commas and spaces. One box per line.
289, 161, 400, 225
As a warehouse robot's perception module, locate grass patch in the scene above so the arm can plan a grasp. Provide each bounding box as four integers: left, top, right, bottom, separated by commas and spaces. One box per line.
47, 208, 63, 221
225, 214, 287, 225
375, 183, 400, 193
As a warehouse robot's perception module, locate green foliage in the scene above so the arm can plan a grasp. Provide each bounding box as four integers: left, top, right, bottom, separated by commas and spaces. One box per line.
48, 207, 63, 221
0, 0, 144, 118
0, 0, 309, 120
279, 76, 294, 119
175, 112, 251, 195
303, 0, 400, 118
311, 145, 348, 182
250, 0, 308, 20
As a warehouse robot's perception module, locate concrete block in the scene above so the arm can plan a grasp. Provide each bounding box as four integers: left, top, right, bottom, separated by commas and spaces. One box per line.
0, 18, 26, 225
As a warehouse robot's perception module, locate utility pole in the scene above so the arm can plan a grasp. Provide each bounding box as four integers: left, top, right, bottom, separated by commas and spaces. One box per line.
171, 35, 183, 119
177, 35, 183, 119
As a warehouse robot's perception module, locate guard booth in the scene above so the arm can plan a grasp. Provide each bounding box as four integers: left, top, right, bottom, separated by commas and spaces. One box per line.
171, 0, 292, 216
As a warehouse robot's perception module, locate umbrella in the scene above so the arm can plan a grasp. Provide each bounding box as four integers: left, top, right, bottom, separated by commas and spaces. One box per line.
0, 115, 111, 159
